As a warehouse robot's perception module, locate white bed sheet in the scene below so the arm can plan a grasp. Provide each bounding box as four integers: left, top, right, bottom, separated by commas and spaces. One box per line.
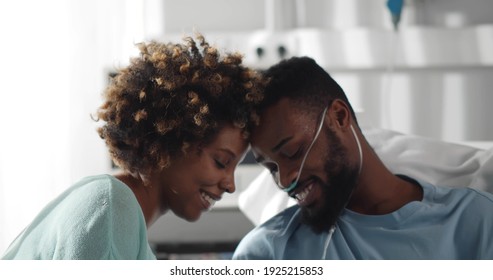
239, 128, 493, 226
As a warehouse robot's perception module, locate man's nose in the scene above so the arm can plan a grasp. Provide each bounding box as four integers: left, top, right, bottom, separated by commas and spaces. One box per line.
277, 164, 299, 190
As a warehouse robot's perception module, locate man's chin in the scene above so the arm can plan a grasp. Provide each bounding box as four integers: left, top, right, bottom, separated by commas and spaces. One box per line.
300, 204, 339, 234
299, 181, 355, 234
298, 126, 359, 234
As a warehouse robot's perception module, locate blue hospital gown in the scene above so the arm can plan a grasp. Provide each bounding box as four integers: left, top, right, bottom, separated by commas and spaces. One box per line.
233, 177, 493, 259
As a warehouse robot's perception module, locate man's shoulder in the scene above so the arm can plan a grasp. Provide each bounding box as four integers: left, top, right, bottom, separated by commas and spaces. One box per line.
428, 181, 493, 207
421, 181, 493, 233
452, 186, 493, 216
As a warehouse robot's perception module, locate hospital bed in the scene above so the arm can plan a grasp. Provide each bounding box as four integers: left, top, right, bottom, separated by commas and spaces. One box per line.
238, 128, 493, 226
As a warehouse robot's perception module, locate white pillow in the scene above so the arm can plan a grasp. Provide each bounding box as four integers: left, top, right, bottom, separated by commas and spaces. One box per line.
239, 128, 493, 225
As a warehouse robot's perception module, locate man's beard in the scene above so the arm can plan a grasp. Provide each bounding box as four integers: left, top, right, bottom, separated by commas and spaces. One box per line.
300, 127, 359, 233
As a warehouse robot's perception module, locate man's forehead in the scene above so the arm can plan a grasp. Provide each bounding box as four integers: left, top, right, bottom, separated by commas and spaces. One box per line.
251, 99, 302, 154
256, 98, 306, 127
251, 103, 287, 144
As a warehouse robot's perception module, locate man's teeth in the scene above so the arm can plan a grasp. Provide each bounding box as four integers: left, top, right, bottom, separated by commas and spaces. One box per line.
295, 184, 313, 201
201, 191, 216, 207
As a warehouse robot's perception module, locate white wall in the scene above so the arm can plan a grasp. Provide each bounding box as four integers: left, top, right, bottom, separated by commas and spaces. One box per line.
0, 0, 152, 254
0, 0, 73, 254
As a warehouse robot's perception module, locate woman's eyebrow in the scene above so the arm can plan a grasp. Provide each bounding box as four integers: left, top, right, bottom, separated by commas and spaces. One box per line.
218, 148, 236, 159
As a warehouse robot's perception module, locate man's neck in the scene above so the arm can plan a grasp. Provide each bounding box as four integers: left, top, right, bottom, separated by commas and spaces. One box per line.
346, 153, 423, 215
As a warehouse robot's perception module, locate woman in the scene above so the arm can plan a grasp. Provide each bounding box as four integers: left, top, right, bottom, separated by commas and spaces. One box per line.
2, 34, 264, 259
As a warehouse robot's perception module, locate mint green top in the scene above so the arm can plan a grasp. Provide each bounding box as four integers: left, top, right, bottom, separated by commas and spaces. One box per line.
2, 175, 156, 260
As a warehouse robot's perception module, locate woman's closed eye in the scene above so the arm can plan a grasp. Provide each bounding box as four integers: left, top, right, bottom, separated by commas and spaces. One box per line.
214, 159, 227, 169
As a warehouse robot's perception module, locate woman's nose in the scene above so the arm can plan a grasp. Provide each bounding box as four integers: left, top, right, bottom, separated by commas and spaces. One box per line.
219, 173, 236, 193
220, 182, 235, 193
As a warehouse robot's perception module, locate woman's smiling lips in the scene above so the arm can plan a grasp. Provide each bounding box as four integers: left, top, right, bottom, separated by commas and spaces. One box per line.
200, 190, 222, 210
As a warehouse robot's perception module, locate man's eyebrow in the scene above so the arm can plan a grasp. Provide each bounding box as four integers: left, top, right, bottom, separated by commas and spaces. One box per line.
252, 136, 293, 163
271, 137, 293, 153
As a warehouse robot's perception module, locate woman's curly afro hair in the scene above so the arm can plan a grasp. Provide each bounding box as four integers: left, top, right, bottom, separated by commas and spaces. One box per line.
96, 34, 265, 176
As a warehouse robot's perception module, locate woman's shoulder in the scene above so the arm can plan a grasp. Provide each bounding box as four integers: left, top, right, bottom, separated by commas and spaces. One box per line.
66, 174, 137, 206
71, 174, 128, 193
53, 175, 146, 259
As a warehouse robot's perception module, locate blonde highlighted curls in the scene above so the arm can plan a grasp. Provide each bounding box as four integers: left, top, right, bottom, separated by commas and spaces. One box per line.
96, 34, 265, 175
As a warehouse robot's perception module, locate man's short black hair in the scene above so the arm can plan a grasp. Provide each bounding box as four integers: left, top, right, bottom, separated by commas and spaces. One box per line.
260, 56, 356, 121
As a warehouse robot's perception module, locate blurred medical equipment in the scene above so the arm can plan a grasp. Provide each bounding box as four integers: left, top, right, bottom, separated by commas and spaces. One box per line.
387, 0, 404, 31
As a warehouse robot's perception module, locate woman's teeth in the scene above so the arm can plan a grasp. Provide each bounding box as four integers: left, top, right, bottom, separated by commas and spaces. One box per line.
201, 191, 216, 208
295, 184, 313, 202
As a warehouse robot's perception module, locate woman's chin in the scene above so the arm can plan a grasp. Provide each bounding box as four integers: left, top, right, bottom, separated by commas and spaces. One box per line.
176, 210, 202, 222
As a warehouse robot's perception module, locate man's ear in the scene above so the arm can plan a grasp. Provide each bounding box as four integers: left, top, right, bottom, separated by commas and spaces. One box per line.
329, 99, 351, 130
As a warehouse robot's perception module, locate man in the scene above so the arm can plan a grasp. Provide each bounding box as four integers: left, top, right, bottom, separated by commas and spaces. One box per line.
233, 56, 493, 259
